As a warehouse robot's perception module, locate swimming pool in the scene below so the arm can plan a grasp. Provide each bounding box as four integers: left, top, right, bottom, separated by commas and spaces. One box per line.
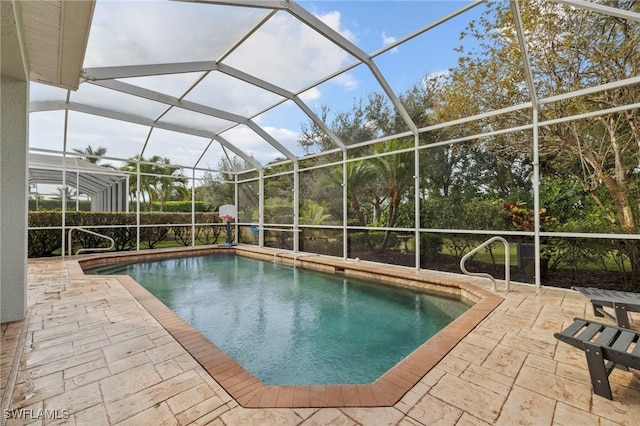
91, 253, 468, 385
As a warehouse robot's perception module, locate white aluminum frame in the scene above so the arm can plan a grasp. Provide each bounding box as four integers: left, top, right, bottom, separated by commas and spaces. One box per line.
26, 0, 640, 290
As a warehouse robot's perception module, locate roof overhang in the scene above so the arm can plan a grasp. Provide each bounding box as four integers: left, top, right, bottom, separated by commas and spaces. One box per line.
18, 0, 95, 90
1, 1, 28, 82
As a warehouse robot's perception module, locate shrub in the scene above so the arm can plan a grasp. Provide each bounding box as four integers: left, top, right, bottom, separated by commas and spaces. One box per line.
420, 233, 443, 262
28, 212, 64, 257
28, 211, 220, 257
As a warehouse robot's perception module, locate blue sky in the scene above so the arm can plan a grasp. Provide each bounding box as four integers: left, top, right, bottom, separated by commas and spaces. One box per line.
260, 1, 486, 151
29, 1, 487, 172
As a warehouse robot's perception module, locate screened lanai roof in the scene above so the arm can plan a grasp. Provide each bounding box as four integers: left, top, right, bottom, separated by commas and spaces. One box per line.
28, 153, 127, 196
23, 0, 640, 175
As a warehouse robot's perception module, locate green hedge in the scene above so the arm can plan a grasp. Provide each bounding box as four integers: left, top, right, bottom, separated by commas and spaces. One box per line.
29, 200, 211, 212
140, 201, 211, 212
28, 211, 222, 257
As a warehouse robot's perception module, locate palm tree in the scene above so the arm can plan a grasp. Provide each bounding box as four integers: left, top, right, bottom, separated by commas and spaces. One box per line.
55, 185, 76, 200
152, 157, 187, 210
329, 160, 375, 227
121, 155, 158, 206
121, 155, 187, 210
299, 202, 331, 225
72, 145, 109, 165
300, 202, 332, 242
371, 139, 415, 250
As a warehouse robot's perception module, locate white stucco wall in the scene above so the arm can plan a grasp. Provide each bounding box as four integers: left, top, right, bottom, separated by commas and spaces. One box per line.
1, 1, 29, 323
0, 78, 29, 323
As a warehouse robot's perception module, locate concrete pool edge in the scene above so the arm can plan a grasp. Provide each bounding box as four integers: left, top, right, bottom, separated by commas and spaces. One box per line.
75, 245, 504, 408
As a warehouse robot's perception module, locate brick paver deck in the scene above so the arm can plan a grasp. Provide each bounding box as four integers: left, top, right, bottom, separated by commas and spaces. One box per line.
2, 246, 639, 425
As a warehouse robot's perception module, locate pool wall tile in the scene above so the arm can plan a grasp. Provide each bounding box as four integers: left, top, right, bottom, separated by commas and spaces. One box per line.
309, 385, 327, 407
324, 385, 345, 407
340, 385, 360, 407
292, 386, 310, 407
274, 385, 295, 407
258, 386, 280, 407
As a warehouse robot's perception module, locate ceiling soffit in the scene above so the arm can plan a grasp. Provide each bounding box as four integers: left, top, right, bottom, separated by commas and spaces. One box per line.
19, 0, 94, 90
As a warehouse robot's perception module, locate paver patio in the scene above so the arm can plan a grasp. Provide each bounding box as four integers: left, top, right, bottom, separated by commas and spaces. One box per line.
1, 246, 639, 425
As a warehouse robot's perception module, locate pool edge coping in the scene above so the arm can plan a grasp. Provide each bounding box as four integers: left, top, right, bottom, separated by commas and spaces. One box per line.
74, 245, 503, 408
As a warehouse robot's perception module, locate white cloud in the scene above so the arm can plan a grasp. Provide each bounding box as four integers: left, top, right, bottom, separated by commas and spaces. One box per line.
299, 87, 322, 102
425, 70, 450, 81
64, 112, 148, 159
381, 31, 398, 53
84, 1, 269, 67
264, 126, 304, 157
317, 10, 357, 43
223, 9, 358, 94
331, 73, 359, 91
184, 71, 284, 119
85, 2, 359, 115
143, 128, 211, 168
220, 126, 292, 164
36, 2, 366, 168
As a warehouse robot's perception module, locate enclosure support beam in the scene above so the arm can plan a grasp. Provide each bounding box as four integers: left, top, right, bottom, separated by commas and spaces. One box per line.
342, 150, 348, 261
293, 161, 300, 252
533, 108, 541, 290
552, 0, 640, 24
75, 167, 80, 211
125, 175, 130, 213
191, 168, 196, 247
259, 169, 265, 248
60, 91, 71, 258
513, 0, 542, 290
136, 162, 141, 251
414, 134, 420, 271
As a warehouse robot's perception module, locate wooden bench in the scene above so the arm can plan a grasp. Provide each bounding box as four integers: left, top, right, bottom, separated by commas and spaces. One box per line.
554, 318, 640, 400
573, 286, 640, 328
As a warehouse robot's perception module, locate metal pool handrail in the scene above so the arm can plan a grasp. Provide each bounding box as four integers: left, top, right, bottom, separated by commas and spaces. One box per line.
68, 227, 115, 256
460, 236, 510, 292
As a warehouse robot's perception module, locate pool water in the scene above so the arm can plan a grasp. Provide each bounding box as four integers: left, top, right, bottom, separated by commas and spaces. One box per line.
93, 254, 468, 385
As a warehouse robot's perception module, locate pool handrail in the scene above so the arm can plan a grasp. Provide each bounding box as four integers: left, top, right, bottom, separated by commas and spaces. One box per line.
68, 227, 115, 256
460, 236, 510, 292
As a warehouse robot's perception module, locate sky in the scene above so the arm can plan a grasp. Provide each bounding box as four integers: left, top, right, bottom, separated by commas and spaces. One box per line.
29, 0, 487, 182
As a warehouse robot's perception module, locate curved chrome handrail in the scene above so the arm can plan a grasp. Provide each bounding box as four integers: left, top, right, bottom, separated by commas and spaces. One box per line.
68, 227, 115, 256
460, 236, 510, 292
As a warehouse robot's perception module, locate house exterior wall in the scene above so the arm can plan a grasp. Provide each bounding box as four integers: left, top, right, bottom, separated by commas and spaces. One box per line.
1, 1, 29, 323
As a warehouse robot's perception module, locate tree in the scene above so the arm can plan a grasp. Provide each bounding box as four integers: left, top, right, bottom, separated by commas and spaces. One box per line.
328, 160, 375, 227
370, 139, 415, 249
54, 185, 76, 200
197, 171, 234, 212
299, 202, 331, 225
298, 95, 390, 154
443, 0, 640, 233
423, 70, 532, 205
121, 155, 187, 210
122, 155, 156, 205
72, 145, 113, 167
153, 157, 188, 210
298, 105, 335, 154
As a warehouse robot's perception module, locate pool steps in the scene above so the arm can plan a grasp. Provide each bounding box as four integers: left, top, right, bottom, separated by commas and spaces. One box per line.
273, 251, 320, 269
